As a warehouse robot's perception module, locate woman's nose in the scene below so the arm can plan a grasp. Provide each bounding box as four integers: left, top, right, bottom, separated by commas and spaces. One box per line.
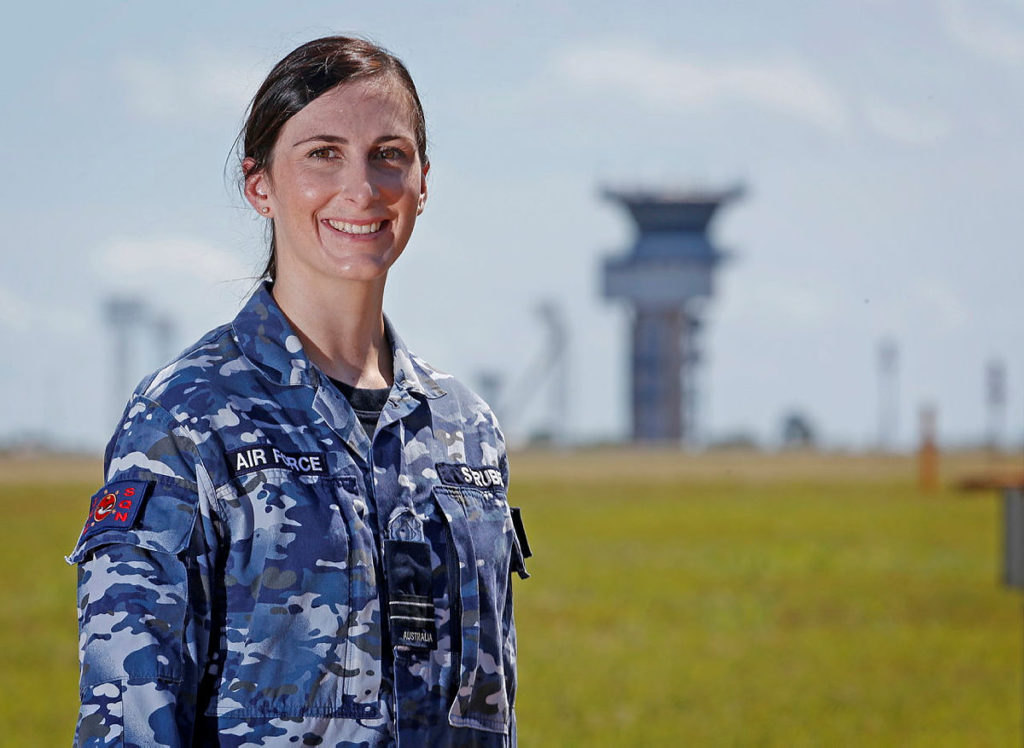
340, 161, 380, 206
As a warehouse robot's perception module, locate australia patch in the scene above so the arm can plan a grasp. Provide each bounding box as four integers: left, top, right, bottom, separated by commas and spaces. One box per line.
436, 462, 504, 490
80, 480, 152, 541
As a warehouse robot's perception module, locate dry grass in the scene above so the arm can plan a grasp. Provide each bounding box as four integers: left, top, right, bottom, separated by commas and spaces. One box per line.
511, 446, 1024, 485
0, 453, 100, 484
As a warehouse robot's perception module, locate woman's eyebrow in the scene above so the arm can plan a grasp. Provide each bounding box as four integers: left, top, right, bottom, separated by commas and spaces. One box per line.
292, 134, 413, 147
292, 134, 348, 147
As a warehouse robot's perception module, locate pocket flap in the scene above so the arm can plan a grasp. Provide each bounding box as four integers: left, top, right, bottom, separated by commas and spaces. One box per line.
65, 474, 198, 564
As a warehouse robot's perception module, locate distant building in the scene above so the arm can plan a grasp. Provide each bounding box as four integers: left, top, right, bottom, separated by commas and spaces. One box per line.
603, 186, 742, 444
781, 411, 816, 449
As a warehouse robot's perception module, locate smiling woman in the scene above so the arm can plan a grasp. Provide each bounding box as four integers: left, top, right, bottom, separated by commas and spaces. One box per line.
240, 36, 428, 284
245, 79, 428, 319
67, 36, 528, 748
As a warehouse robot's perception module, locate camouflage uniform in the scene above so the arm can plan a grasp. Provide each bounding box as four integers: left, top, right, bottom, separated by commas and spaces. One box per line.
67, 283, 529, 747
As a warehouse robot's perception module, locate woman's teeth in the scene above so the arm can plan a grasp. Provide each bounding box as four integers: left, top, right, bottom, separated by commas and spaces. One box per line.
327, 219, 382, 234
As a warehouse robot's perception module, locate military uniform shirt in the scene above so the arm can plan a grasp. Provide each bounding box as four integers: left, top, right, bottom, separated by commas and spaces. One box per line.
67, 283, 528, 747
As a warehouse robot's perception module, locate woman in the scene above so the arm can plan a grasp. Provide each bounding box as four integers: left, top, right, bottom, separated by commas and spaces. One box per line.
68, 36, 529, 747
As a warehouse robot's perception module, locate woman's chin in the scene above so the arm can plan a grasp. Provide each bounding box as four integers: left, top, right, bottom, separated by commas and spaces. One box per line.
316, 249, 398, 284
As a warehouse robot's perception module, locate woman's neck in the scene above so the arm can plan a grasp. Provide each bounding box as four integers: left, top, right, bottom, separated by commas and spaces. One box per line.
270, 271, 394, 389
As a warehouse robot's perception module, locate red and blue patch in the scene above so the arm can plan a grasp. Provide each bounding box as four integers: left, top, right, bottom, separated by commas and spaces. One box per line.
80, 480, 152, 540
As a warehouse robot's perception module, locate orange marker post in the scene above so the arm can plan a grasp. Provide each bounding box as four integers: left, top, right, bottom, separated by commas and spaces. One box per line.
918, 404, 939, 494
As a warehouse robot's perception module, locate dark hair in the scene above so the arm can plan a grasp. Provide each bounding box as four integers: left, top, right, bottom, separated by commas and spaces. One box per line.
239, 36, 428, 280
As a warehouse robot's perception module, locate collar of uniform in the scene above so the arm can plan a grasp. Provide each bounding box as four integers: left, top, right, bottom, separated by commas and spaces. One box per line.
233, 282, 447, 399
231, 282, 316, 388
384, 316, 447, 401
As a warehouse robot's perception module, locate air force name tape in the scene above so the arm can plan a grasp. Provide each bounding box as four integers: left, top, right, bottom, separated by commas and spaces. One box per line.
228, 445, 327, 477
80, 480, 152, 541
436, 462, 504, 490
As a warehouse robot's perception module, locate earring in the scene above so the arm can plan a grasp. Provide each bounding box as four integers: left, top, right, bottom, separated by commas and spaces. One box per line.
261, 206, 271, 214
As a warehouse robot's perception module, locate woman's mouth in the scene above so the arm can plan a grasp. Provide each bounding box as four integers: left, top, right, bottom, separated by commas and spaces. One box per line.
325, 219, 388, 235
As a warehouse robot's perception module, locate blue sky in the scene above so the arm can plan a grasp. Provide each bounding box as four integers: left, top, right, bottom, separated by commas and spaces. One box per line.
2, 0, 1023, 450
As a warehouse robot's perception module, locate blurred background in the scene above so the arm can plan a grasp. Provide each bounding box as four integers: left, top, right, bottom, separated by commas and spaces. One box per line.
3, 0, 1022, 451
2, 1, 1024, 744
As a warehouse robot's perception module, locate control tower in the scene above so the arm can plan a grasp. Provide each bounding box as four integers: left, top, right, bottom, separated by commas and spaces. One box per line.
603, 186, 743, 444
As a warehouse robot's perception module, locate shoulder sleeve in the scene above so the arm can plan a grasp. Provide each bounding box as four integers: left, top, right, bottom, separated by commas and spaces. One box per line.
70, 396, 213, 748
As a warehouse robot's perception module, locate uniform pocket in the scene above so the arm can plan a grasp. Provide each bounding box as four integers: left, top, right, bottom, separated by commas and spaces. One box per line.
433, 484, 517, 734
207, 471, 380, 720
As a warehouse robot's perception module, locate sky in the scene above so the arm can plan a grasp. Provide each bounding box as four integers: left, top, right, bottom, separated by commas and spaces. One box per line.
1, 0, 1023, 452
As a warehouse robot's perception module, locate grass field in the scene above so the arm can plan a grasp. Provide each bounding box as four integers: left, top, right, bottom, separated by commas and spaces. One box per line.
2, 450, 1021, 746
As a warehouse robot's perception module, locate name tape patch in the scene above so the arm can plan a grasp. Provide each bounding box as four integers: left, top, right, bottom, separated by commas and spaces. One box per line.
228, 446, 328, 478
80, 480, 152, 540
436, 462, 505, 490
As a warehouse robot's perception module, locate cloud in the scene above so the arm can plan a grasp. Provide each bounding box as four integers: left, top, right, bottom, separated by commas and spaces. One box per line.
0, 286, 29, 332
0, 284, 89, 336
552, 41, 850, 135
907, 277, 969, 332
115, 49, 265, 122
941, 0, 1024, 66
865, 276, 970, 340
94, 237, 249, 286
90, 237, 256, 350
861, 96, 952, 146
718, 273, 840, 331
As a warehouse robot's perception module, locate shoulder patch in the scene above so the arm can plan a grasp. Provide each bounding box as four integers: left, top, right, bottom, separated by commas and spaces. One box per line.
436, 462, 504, 490
80, 480, 153, 541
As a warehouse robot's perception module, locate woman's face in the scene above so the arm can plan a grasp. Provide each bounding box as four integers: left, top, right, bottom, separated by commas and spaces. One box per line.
245, 76, 428, 286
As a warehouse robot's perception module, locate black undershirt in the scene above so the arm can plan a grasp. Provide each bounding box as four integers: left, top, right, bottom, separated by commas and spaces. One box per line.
329, 377, 390, 438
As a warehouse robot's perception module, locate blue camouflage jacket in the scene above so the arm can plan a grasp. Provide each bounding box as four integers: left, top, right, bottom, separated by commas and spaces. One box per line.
68, 283, 529, 747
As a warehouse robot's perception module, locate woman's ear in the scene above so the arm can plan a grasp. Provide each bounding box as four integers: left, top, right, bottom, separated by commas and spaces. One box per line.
417, 161, 429, 215
243, 157, 273, 216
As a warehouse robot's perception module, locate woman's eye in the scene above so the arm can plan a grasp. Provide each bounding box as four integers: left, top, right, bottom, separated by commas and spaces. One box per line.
376, 146, 405, 162
309, 147, 337, 160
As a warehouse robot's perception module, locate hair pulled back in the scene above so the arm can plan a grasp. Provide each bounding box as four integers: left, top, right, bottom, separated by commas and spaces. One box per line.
239, 36, 428, 281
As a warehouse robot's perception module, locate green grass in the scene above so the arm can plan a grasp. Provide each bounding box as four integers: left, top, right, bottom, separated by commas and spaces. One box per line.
1, 454, 1020, 746
0, 480, 90, 746
512, 471, 1020, 746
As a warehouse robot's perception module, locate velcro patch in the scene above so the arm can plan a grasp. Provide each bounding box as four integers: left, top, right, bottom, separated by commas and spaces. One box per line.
384, 540, 437, 651
80, 480, 152, 540
389, 596, 437, 650
436, 462, 504, 490
227, 446, 327, 477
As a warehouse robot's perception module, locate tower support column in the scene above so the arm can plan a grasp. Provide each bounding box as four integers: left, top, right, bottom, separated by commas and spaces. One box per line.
631, 307, 685, 441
